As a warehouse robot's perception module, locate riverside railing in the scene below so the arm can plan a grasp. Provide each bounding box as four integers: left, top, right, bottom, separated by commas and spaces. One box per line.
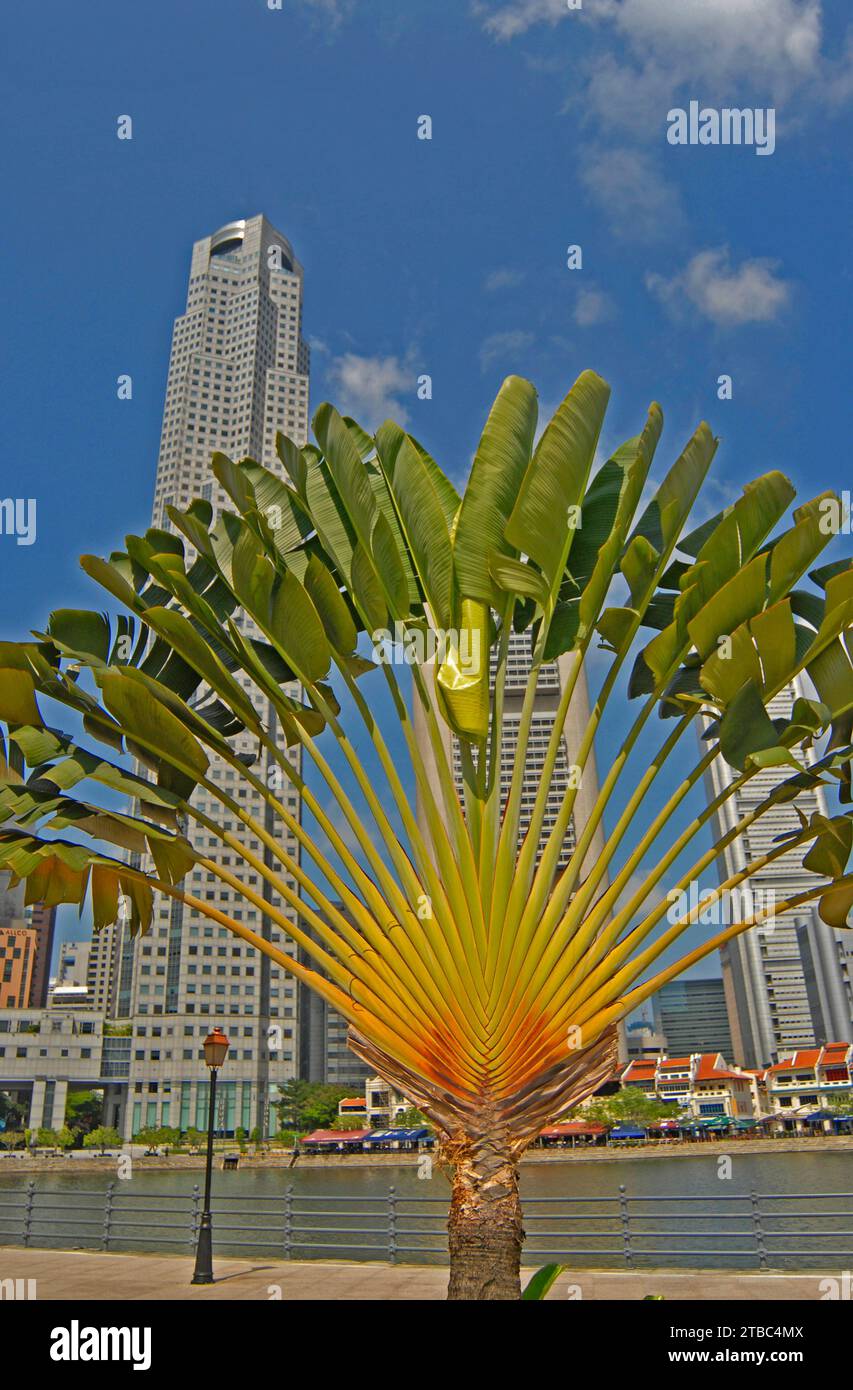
1, 1183, 853, 1267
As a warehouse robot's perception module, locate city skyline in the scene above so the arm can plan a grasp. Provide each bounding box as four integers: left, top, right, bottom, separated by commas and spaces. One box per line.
705, 682, 853, 1067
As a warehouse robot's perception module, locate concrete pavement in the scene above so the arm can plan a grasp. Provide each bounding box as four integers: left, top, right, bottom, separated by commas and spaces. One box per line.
0, 1248, 840, 1300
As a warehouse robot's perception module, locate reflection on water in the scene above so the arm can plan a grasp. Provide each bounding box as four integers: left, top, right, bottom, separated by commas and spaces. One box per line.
1, 1151, 851, 1268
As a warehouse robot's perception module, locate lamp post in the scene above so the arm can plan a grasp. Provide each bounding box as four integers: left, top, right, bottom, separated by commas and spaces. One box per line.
191, 1026, 229, 1285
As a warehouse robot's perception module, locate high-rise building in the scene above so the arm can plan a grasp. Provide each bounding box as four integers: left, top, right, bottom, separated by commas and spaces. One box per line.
0, 871, 25, 929
297, 908, 372, 1090
652, 977, 734, 1057
796, 914, 853, 1045
26, 902, 57, 1009
705, 681, 853, 1067
54, 939, 92, 991
0, 925, 37, 1009
414, 631, 607, 877
111, 215, 310, 1138
0, 880, 55, 1009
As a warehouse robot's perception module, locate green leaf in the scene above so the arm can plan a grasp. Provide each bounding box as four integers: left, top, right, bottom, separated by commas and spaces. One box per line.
96, 669, 209, 787
0, 670, 42, 727
270, 571, 331, 685
597, 606, 639, 653
378, 431, 455, 628
687, 553, 768, 661
304, 555, 358, 655
350, 543, 389, 633
719, 681, 780, 770
522, 1263, 565, 1300
489, 554, 551, 610
276, 431, 309, 498
142, 606, 260, 730
802, 815, 853, 878
436, 599, 490, 741
314, 403, 409, 618
631, 417, 713, 553
47, 610, 111, 664
453, 375, 538, 605
818, 880, 853, 930
505, 370, 610, 596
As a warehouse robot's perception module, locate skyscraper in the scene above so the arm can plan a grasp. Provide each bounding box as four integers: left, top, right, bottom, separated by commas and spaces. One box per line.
114, 216, 310, 1137
26, 902, 57, 1009
414, 630, 607, 878
652, 978, 734, 1058
705, 681, 853, 1067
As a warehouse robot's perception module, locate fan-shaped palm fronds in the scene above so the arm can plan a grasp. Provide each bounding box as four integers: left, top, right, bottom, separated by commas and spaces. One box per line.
1, 371, 851, 1298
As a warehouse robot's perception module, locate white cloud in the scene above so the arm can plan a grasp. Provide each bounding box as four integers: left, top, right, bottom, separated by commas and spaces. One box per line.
602, 0, 821, 89
297, 0, 355, 24
326, 351, 413, 426
645, 247, 792, 326
580, 146, 683, 242
581, 1, 824, 135
479, 329, 534, 371
484, 267, 527, 291
477, 1, 849, 130
574, 285, 616, 326
477, 0, 572, 42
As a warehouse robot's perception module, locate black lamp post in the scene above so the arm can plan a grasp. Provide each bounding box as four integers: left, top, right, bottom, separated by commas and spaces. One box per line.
191, 1025, 229, 1285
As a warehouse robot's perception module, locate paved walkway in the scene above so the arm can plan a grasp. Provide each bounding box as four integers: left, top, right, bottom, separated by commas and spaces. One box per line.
0, 1248, 837, 1299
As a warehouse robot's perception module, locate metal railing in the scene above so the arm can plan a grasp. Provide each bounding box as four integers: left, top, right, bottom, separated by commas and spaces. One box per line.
1, 1183, 852, 1267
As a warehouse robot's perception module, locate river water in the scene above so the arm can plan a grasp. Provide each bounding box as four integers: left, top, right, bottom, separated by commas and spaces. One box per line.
1, 1150, 852, 1267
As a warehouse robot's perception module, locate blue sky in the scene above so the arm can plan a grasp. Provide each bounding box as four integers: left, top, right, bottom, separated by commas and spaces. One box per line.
2, 0, 852, 985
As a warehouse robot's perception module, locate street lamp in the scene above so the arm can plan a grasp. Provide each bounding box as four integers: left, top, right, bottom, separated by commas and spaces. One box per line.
191, 1026, 229, 1285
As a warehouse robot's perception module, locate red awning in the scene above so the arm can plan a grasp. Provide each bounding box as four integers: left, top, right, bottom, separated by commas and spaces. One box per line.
540, 1122, 607, 1138
302, 1129, 370, 1144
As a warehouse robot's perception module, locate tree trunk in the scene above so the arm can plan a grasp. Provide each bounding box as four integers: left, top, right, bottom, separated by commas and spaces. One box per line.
347, 1023, 621, 1300
446, 1132, 524, 1300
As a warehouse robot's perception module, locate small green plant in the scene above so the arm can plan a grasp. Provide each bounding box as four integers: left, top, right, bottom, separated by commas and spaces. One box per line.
522, 1264, 566, 1300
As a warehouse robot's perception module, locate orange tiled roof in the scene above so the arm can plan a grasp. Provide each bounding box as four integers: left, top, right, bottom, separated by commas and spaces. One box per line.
622, 1061, 658, 1080
766, 1048, 822, 1073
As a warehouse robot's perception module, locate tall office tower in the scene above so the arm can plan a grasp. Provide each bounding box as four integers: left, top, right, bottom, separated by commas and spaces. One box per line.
414, 629, 607, 877
87, 921, 125, 1016
0, 924, 37, 1009
0, 872, 25, 929
54, 940, 91, 990
797, 915, 853, 1045
706, 681, 852, 1067
652, 978, 734, 1058
297, 909, 373, 1090
114, 216, 310, 1139
26, 902, 57, 1008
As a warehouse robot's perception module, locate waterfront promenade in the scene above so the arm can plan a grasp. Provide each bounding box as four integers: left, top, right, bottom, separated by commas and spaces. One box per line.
4, 1133, 853, 1174
0, 1247, 838, 1300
